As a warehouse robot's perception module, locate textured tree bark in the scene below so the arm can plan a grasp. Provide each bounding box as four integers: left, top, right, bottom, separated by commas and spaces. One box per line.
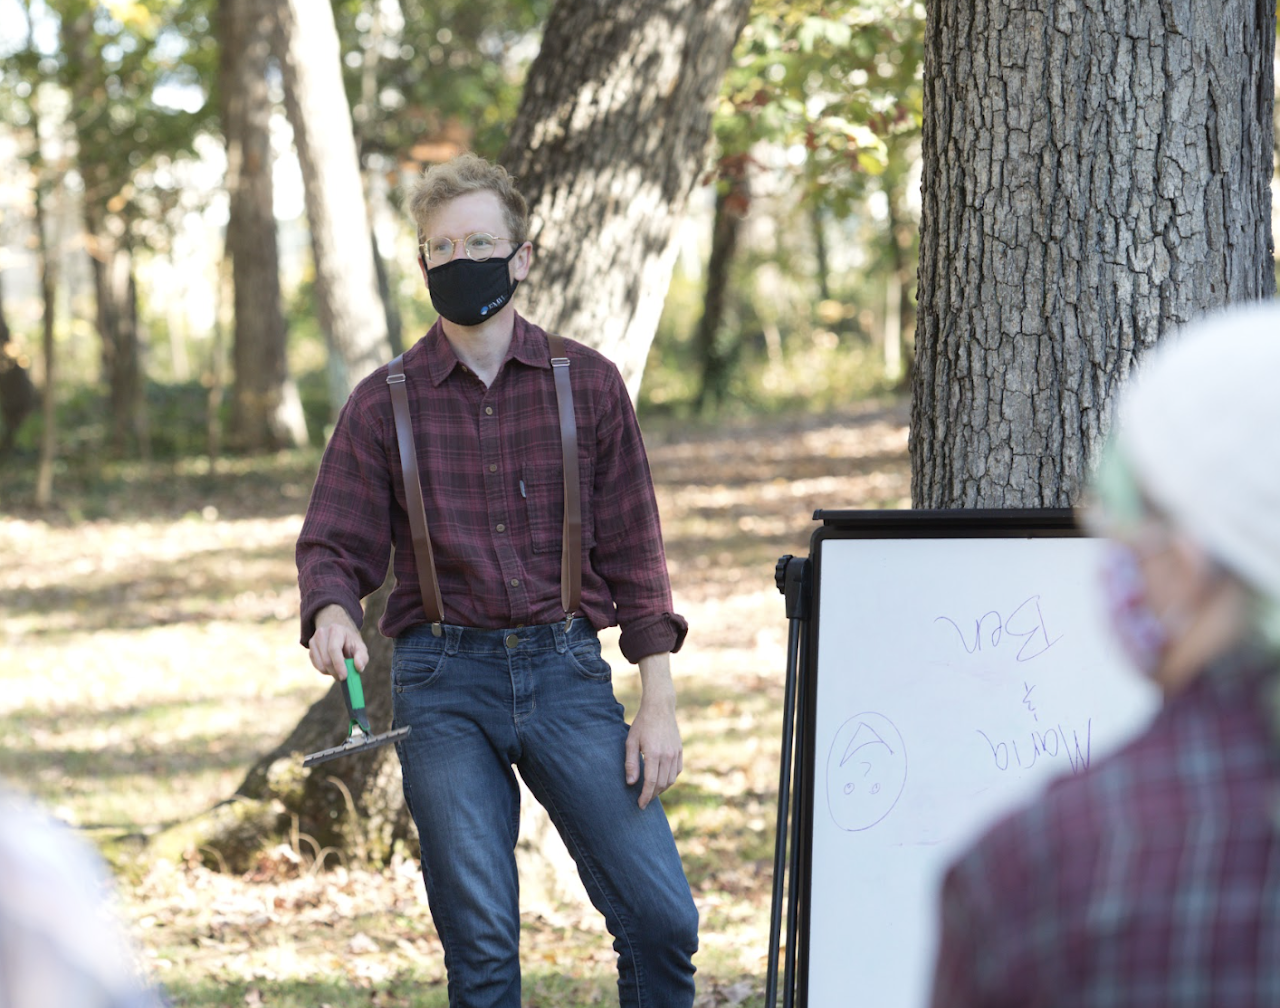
911, 0, 1277, 508
220, 0, 308, 452
500, 0, 753, 400
272, 0, 391, 407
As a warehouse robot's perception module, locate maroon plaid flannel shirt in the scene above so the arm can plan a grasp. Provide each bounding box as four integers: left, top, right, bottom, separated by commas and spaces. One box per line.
931, 647, 1280, 1007
296, 314, 687, 663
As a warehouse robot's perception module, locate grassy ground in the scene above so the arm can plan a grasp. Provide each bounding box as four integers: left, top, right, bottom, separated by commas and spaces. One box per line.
0, 398, 910, 1007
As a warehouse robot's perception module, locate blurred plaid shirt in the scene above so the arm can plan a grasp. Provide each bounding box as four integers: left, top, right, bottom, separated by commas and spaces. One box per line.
931, 646, 1280, 1008
296, 314, 686, 663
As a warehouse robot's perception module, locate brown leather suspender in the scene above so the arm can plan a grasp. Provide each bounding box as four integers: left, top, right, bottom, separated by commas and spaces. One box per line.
385, 335, 582, 633
546, 332, 582, 621
387, 355, 446, 635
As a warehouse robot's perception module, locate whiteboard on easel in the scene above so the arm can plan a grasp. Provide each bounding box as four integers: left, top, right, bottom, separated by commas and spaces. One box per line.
799, 515, 1159, 1008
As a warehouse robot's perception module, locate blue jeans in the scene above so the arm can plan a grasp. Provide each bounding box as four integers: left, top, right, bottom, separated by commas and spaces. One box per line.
391, 620, 699, 1008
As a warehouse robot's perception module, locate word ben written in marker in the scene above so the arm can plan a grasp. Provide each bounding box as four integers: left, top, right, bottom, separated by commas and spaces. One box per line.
935, 595, 1063, 663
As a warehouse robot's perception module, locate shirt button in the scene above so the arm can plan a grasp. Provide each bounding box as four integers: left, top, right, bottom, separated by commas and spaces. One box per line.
509, 578, 520, 587
488, 463, 497, 473
496, 523, 506, 532
484, 406, 494, 416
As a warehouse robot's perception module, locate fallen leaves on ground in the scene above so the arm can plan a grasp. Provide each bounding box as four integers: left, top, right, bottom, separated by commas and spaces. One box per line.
0, 399, 910, 1005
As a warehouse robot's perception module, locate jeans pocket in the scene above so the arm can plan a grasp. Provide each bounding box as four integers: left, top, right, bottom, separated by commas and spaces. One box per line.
393, 643, 448, 692
565, 638, 612, 682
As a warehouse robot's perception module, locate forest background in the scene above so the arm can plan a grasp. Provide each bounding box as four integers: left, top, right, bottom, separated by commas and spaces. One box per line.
0, 1, 1278, 1006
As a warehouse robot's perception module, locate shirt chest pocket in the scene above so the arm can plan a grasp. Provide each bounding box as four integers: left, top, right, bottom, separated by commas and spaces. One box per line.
522, 459, 596, 554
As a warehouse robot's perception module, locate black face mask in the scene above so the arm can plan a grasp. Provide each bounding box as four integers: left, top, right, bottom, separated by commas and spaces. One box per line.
424, 247, 520, 327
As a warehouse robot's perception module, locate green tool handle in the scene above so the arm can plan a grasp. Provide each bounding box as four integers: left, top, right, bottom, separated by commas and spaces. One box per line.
340, 658, 373, 735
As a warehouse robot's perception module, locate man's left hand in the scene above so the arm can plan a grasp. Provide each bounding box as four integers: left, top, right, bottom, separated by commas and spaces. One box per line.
626, 653, 683, 810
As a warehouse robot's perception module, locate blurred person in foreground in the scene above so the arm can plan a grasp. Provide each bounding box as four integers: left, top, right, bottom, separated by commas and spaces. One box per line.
930, 301, 1280, 1007
0, 786, 164, 1008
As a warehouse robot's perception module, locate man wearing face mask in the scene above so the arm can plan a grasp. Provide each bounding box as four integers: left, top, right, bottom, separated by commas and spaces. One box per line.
295, 153, 698, 1008
930, 301, 1280, 1007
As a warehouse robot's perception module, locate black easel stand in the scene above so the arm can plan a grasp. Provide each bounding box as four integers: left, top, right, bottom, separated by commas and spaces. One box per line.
766, 554, 811, 1008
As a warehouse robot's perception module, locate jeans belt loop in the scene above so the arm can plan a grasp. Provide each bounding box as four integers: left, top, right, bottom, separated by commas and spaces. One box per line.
443, 624, 461, 657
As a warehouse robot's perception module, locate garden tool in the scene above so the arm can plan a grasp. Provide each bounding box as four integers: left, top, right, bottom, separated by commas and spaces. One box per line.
302, 659, 410, 767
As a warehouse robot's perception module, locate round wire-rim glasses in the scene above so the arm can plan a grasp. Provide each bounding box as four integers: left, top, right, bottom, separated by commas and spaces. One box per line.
420, 232, 518, 265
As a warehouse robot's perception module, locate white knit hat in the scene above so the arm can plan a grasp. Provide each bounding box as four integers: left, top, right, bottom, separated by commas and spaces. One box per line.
1117, 300, 1280, 600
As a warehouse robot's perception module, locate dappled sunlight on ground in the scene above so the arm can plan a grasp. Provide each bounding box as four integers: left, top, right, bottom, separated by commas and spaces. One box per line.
0, 397, 910, 1006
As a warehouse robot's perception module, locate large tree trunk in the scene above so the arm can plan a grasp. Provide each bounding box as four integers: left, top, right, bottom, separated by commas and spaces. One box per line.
500, 0, 754, 400
220, 0, 309, 452
272, 0, 391, 408
911, 0, 1277, 508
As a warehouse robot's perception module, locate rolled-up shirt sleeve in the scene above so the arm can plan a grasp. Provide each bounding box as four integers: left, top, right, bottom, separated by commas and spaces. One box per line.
296, 393, 394, 646
589, 371, 687, 663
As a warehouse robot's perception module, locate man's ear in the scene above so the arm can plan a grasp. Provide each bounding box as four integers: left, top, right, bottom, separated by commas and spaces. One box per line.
512, 241, 534, 282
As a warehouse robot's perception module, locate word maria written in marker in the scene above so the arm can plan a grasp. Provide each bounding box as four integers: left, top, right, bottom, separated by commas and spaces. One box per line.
934, 594, 1063, 662
977, 718, 1093, 775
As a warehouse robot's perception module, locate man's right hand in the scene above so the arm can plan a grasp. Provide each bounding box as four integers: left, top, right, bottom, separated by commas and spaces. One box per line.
308, 604, 368, 680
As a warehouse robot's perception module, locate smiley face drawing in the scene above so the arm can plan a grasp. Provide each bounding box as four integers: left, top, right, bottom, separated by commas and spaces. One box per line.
826, 712, 908, 832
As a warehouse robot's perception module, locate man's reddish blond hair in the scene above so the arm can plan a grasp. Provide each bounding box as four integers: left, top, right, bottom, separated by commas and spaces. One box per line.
407, 153, 529, 243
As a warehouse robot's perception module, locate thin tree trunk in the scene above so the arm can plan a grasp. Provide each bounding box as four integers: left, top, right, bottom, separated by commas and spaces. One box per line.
208, 254, 231, 461
62, 7, 148, 461
882, 176, 912, 385
812, 204, 832, 304
85, 211, 146, 459
272, 0, 391, 407
371, 223, 404, 358
693, 168, 750, 412
884, 271, 902, 382
33, 178, 57, 507
221, 0, 309, 452
500, 0, 754, 400
911, 0, 1277, 509
0, 262, 9, 349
